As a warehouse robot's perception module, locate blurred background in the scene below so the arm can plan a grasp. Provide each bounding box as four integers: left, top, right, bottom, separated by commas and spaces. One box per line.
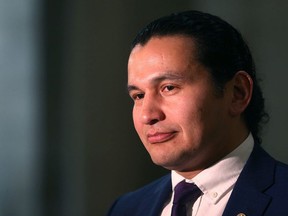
0, 0, 287, 215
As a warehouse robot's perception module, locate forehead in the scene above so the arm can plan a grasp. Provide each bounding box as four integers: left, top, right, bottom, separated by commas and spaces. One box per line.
128, 36, 199, 80
129, 35, 196, 63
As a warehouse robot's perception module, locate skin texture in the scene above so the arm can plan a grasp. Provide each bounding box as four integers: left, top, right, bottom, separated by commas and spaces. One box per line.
128, 35, 253, 179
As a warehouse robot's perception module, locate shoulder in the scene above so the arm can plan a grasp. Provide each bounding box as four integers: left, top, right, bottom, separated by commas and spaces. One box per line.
107, 174, 171, 216
253, 144, 288, 176
234, 144, 288, 195
248, 144, 288, 198
271, 160, 288, 188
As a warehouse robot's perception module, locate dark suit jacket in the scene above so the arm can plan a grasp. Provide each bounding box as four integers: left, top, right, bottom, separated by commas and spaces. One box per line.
107, 145, 288, 216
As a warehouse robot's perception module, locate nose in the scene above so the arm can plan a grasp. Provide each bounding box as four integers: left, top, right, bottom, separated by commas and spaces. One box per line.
139, 95, 165, 125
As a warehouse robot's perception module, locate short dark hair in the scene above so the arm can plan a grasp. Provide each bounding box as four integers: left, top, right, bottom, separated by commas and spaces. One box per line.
131, 10, 269, 144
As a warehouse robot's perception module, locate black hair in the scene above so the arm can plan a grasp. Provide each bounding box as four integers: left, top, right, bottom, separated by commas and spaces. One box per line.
131, 10, 269, 144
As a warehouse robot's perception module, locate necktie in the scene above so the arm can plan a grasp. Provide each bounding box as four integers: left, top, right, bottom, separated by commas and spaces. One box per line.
171, 180, 203, 216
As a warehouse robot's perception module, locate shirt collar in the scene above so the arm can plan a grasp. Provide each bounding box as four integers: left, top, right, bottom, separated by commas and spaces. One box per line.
171, 133, 254, 204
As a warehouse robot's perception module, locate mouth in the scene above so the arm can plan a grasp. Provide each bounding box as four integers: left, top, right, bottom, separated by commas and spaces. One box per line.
147, 131, 177, 144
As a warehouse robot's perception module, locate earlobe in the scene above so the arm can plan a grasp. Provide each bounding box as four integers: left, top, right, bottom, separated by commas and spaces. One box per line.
229, 71, 253, 116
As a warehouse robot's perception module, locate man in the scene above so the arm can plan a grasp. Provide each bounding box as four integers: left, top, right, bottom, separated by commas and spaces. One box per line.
107, 10, 288, 216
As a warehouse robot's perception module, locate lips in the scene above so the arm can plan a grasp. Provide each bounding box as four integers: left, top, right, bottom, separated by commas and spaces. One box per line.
147, 131, 177, 144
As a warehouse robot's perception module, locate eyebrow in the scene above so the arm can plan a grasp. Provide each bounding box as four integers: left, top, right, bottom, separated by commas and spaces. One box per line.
127, 72, 186, 93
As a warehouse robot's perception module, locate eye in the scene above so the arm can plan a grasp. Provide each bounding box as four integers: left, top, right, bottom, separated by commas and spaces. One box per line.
136, 93, 144, 100
161, 84, 180, 96
131, 93, 144, 100
163, 85, 175, 92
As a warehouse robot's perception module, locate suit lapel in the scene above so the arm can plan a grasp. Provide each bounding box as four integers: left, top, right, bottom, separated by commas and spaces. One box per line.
223, 145, 275, 216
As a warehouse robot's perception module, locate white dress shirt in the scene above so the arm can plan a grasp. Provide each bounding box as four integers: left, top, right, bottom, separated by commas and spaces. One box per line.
161, 134, 254, 216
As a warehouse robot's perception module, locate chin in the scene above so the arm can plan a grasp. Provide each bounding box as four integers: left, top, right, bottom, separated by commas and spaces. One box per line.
150, 154, 182, 170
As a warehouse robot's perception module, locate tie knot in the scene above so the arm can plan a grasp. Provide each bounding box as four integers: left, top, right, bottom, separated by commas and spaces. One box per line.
173, 180, 202, 205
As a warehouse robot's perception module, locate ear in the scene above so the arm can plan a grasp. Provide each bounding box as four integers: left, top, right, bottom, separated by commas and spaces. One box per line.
229, 71, 253, 116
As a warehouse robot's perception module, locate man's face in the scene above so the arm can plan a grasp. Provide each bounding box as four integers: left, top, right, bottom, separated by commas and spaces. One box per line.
128, 36, 235, 175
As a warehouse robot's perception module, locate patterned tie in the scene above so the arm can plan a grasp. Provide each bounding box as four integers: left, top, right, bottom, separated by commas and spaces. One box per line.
171, 180, 203, 216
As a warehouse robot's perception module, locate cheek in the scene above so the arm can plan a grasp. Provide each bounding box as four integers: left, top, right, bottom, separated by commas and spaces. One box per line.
172, 99, 206, 137
172, 99, 201, 122
132, 108, 138, 127
132, 107, 142, 134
